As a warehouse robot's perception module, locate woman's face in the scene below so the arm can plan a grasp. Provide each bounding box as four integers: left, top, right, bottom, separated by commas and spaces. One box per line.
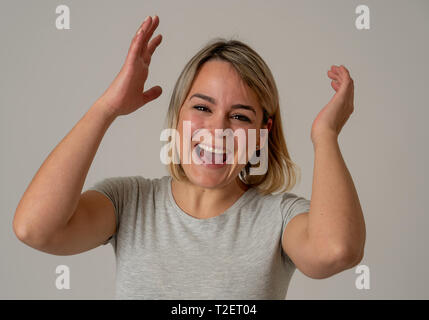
176, 60, 271, 189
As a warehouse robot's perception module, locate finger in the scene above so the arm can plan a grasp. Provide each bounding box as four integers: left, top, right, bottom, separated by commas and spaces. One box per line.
330, 65, 344, 82
126, 17, 152, 63
331, 80, 340, 91
140, 15, 160, 57
338, 65, 352, 82
327, 70, 340, 81
144, 34, 162, 63
140, 85, 162, 106
136, 15, 155, 56
136, 15, 152, 36
331, 65, 340, 76
147, 34, 162, 56
339, 65, 351, 78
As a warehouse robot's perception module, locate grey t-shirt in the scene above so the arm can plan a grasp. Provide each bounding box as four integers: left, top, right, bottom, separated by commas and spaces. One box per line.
87, 175, 311, 299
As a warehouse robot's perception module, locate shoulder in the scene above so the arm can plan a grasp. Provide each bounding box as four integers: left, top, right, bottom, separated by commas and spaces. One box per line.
242, 188, 284, 214
142, 175, 170, 191
89, 175, 168, 195
249, 188, 310, 217
250, 188, 306, 206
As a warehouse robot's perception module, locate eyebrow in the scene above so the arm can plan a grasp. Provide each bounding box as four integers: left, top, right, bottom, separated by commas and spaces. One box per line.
189, 93, 256, 115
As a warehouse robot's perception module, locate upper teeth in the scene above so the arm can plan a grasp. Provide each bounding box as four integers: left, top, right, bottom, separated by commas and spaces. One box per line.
197, 144, 226, 154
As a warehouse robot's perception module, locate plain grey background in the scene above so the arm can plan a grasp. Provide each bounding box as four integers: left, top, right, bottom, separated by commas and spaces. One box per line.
1, 0, 427, 299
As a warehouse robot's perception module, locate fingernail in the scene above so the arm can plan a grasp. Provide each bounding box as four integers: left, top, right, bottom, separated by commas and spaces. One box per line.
144, 16, 150, 22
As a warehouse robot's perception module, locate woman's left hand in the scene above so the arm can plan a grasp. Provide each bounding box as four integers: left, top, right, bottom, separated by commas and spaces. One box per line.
311, 65, 355, 144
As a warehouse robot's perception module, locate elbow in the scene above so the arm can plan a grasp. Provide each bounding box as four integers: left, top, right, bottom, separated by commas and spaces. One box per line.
333, 244, 364, 268
327, 244, 364, 274
12, 213, 28, 242
13, 215, 51, 249
310, 244, 364, 279
349, 244, 365, 267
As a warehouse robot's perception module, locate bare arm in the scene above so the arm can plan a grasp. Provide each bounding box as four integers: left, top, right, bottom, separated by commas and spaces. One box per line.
307, 66, 366, 261
283, 65, 366, 279
309, 135, 366, 262
13, 100, 116, 248
13, 15, 163, 252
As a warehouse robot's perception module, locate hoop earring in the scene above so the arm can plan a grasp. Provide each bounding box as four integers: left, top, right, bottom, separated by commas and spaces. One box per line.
239, 162, 251, 183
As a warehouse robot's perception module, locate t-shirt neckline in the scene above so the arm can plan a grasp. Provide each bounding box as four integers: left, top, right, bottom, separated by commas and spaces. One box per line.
166, 175, 255, 223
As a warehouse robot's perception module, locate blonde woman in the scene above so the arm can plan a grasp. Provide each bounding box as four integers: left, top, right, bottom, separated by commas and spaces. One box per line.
13, 15, 366, 299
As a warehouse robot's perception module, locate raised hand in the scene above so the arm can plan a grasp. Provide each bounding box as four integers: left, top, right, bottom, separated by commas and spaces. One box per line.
98, 15, 163, 118
311, 65, 355, 144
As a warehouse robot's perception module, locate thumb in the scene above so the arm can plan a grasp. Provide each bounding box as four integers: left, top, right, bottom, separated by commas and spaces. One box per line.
140, 85, 162, 106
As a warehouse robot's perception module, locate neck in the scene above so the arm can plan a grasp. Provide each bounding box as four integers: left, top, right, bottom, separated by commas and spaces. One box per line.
171, 176, 249, 219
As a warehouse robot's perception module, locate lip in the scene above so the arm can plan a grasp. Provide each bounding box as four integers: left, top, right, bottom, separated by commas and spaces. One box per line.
193, 143, 231, 168
193, 142, 234, 155
197, 143, 227, 154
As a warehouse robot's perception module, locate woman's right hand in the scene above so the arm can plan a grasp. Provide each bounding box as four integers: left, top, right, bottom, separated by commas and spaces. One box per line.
97, 15, 163, 118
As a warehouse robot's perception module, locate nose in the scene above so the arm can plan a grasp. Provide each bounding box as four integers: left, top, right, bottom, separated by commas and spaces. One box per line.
202, 112, 230, 146
205, 111, 229, 131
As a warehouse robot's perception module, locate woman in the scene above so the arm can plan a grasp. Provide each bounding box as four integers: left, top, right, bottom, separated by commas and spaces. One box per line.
13, 15, 366, 299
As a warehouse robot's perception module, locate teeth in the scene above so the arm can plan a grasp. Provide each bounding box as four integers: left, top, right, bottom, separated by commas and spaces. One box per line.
197, 144, 226, 154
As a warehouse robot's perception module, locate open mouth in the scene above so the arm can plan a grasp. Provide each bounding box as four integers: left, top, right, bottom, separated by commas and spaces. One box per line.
194, 143, 228, 165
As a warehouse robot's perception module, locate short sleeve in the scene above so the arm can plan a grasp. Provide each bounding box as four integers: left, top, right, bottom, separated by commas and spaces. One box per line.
85, 176, 133, 247
279, 192, 311, 267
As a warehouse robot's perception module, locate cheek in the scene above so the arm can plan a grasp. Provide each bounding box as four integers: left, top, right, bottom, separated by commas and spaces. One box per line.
179, 112, 205, 131
176, 114, 206, 157
188, 114, 205, 129
186, 114, 207, 143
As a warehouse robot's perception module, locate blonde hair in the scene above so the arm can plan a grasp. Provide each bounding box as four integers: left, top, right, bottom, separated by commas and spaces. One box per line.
164, 38, 301, 195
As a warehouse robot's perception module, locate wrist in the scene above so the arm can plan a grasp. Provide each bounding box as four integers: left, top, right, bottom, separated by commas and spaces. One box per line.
311, 130, 339, 149
91, 98, 118, 123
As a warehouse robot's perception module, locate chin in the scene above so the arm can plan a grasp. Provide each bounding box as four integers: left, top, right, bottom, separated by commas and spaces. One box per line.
182, 165, 238, 189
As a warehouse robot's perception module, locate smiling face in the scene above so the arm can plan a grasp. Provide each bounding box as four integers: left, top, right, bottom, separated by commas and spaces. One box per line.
176, 59, 271, 189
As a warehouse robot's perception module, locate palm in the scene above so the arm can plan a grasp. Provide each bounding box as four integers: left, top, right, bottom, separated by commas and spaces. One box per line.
108, 61, 149, 114
99, 15, 163, 117
311, 65, 355, 142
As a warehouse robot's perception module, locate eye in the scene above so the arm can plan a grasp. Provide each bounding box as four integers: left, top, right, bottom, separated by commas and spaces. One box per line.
231, 114, 251, 122
193, 105, 211, 112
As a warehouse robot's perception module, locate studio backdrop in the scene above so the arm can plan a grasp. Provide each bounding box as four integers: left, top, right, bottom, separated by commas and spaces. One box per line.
1, 0, 427, 299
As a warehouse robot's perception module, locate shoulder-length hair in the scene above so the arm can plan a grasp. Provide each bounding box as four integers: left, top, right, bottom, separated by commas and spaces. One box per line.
164, 38, 301, 195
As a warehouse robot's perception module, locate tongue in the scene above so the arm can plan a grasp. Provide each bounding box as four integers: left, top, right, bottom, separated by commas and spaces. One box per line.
200, 149, 224, 164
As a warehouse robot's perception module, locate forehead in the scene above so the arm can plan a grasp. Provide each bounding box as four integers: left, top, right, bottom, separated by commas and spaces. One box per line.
187, 60, 259, 105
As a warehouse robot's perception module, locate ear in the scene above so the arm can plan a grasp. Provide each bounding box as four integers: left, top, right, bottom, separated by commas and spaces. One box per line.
266, 118, 272, 133
258, 118, 272, 150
